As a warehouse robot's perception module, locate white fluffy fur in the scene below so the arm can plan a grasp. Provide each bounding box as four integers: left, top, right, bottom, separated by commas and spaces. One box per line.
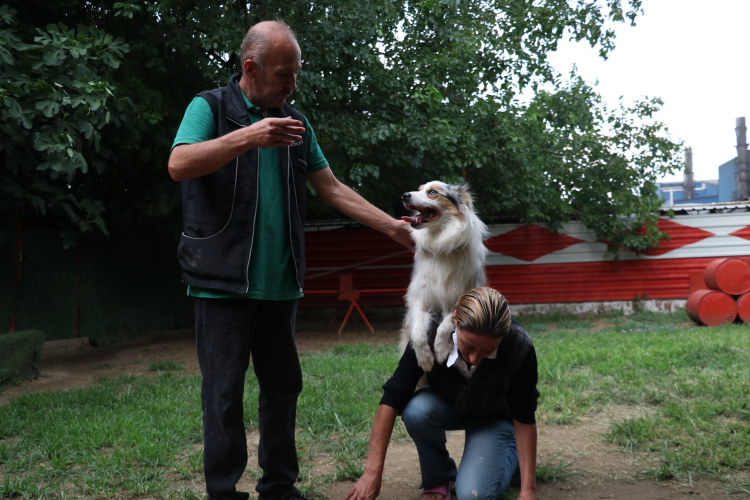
399, 181, 488, 372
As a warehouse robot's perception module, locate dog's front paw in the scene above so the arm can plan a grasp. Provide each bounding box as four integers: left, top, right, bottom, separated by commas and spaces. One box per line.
417, 353, 434, 372
411, 326, 435, 372
433, 313, 455, 364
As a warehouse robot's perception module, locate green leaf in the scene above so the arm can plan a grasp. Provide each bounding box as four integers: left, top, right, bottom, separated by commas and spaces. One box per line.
7, 99, 31, 128
0, 44, 13, 64
93, 215, 109, 235
79, 120, 94, 140
43, 48, 60, 65
61, 202, 81, 223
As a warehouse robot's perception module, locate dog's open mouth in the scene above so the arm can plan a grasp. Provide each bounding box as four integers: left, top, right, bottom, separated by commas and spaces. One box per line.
401, 205, 442, 227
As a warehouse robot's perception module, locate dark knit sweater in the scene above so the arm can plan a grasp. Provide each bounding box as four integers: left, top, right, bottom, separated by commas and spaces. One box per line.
380, 318, 539, 424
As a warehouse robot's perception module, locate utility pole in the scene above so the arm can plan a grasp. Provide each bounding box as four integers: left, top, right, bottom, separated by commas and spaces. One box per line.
736, 117, 749, 200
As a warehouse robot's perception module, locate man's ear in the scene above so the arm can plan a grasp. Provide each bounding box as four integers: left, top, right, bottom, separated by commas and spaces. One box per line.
243, 58, 257, 76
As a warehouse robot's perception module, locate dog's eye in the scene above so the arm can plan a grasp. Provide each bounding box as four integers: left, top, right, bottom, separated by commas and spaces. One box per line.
429, 190, 438, 195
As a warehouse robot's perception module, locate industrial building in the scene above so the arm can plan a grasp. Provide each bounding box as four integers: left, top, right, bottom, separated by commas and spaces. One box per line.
657, 117, 750, 206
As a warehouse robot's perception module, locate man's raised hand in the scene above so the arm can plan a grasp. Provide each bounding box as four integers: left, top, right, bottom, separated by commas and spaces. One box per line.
246, 117, 306, 148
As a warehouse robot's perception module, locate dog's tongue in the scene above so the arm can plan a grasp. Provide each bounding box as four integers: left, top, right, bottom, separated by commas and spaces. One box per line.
402, 211, 431, 224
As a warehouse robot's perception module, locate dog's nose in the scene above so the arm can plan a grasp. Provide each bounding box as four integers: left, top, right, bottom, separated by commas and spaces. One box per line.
401, 193, 411, 201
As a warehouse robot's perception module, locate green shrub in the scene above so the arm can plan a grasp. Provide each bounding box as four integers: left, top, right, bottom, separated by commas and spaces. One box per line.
0, 330, 45, 383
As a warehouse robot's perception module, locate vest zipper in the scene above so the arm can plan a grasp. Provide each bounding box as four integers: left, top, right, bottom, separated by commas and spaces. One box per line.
288, 148, 305, 229
244, 152, 260, 294
287, 146, 301, 292
225, 116, 258, 295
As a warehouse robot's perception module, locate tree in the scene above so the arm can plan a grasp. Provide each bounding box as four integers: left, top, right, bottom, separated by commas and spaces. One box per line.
3, 0, 682, 253
0, 4, 129, 247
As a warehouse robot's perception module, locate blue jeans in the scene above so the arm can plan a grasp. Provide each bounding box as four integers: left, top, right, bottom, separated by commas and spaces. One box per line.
402, 388, 519, 500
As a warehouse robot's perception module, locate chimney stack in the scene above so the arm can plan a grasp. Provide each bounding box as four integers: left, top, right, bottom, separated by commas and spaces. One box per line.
738, 117, 750, 200
683, 147, 694, 200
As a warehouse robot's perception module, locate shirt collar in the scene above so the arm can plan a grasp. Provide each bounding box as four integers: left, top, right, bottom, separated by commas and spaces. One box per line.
240, 93, 282, 118
241, 93, 262, 114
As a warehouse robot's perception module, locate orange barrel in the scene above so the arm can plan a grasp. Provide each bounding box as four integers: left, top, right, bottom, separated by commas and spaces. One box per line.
737, 292, 750, 323
704, 257, 750, 295
686, 289, 737, 326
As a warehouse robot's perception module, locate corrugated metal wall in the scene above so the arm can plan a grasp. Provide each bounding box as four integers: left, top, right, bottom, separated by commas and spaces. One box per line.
301, 211, 750, 308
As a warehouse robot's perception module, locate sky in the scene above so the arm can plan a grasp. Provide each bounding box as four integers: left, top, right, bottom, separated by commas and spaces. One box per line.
546, 0, 750, 183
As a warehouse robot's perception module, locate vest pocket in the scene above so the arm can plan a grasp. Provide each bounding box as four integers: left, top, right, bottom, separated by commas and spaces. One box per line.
181, 159, 238, 239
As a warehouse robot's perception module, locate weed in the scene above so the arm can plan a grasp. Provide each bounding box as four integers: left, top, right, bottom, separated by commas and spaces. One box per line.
606, 417, 658, 453
633, 292, 650, 312
536, 454, 582, 484
556, 320, 594, 330
245, 465, 263, 479
296, 466, 329, 500
0, 472, 60, 498
185, 446, 204, 473
178, 487, 204, 500
149, 360, 185, 371
335, 458, 364, 481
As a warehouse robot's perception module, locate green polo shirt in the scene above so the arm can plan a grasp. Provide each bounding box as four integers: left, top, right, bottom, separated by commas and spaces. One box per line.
172, 95, 328, 300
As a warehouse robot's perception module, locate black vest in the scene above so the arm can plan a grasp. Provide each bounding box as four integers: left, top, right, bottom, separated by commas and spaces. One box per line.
176, 73, 309, 294
425, 315, 533, 419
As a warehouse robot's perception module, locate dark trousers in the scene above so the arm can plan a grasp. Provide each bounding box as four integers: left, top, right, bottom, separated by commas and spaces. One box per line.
195, 297, 302, 500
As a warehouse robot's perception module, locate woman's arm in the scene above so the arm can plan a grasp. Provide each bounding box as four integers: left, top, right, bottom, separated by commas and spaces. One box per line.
344, 404, 399, 500
513, 420, 537, 500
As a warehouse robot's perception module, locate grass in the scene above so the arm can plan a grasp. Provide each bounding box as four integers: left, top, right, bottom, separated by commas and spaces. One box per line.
535, 454, 583, 484
530, 309, 750, 481
2, 308, 750, 498
149, 360, 184, 371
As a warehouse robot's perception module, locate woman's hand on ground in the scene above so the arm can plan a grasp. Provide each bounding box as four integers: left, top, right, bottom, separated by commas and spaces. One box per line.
343, 470, 382, 500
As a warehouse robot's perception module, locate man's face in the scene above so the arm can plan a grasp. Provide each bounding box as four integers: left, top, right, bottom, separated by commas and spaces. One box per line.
245, 35, 301, 110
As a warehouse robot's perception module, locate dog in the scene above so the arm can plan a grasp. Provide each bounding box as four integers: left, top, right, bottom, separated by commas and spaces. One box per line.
399, 181, 489, 372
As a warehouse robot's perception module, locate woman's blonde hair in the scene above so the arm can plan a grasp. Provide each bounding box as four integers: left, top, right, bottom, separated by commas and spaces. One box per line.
454, 287, 511, 338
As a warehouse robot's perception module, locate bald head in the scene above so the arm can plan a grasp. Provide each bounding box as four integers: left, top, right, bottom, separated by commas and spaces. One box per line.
241, 20, 299, 72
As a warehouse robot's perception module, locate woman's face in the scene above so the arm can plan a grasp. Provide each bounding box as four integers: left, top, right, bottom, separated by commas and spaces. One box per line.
455, 327, 503, 366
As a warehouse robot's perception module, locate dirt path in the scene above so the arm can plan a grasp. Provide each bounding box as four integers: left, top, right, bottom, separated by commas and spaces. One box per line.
0, 321, 737, 499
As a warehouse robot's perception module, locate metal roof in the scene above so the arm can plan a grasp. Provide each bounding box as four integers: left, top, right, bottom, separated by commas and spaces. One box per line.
661, 201, 750, 215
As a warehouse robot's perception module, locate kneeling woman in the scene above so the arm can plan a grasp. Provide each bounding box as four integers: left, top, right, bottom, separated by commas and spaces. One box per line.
345, 287, 539, 500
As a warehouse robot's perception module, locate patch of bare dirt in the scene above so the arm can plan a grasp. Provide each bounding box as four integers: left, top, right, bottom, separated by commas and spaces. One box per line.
0, 319, 740, 499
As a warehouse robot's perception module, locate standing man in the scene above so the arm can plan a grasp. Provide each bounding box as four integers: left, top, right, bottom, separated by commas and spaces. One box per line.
168, 20, 413, 500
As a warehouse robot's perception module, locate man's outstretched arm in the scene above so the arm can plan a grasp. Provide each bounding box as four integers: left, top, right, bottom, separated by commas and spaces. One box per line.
308, 167, 414, 253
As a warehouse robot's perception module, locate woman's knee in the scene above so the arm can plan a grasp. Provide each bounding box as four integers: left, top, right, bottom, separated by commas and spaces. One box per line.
402, 392, 442, 431
402, 399, 429, 431
454, 481, 508, 500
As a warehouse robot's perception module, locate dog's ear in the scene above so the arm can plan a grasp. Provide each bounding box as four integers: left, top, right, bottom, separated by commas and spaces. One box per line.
457, 184, 474, 210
